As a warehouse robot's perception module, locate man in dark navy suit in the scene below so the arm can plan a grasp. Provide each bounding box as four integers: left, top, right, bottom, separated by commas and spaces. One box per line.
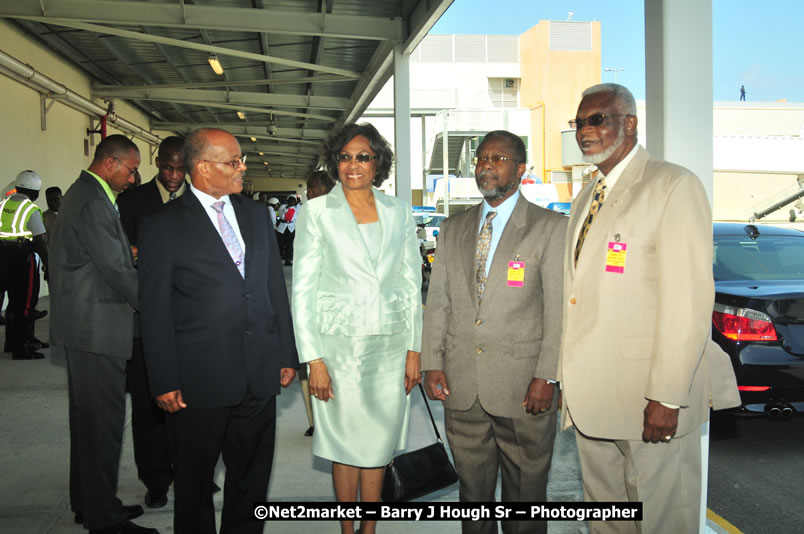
138, 128, 298, 534
117, 136, 187, 509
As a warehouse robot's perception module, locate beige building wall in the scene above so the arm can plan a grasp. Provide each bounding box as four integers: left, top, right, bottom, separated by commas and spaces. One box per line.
714, 171, 802, 222
0, 21, 174, 192
519, 20, 601, 179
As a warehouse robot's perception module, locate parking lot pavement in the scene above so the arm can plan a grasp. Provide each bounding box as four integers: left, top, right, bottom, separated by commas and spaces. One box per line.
0, 277, 727, 533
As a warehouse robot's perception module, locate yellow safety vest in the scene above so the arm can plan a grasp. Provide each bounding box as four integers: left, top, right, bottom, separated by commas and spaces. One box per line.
0, 196, 41, 241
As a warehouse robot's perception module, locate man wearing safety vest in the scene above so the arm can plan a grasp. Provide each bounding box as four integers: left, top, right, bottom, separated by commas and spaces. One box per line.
0, 170, 48, 360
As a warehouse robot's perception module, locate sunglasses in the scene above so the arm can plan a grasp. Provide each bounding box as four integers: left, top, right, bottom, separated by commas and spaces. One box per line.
568, 113, 624, 129
337, 153, 378, 164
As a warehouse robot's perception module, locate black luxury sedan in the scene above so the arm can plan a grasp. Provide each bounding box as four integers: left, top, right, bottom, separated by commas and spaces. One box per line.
712, 222, 804, 417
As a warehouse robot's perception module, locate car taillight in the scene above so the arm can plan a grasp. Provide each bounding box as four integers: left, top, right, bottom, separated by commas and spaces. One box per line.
712, 303, 777, 342
738, 386, 771, 392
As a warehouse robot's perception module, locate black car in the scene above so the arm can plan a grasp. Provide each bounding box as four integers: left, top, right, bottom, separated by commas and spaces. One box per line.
712, 223, 804, 417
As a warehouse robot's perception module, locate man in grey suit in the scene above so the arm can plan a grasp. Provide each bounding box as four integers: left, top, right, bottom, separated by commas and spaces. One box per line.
49, 135, 157, 534
422, 130, 567, 534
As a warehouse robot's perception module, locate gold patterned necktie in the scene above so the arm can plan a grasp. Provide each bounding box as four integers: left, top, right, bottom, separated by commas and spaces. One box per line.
475, 211, 497, 301
574, 177, 607, 266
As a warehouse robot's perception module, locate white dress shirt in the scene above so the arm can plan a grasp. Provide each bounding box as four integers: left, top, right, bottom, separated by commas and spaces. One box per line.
190, 184, 246, 254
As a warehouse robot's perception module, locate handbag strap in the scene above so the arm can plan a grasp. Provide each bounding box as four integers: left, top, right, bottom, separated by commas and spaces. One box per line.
417, 383, 444, 442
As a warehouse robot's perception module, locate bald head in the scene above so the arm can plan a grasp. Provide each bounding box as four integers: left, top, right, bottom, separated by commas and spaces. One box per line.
185, 128, 247, 199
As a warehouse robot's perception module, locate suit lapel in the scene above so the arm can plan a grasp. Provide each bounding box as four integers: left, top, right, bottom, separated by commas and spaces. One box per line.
373, 190, 393, 264
482, 195, 528, 299
231, 195, 253, 278
181, 190, 243, 278
460, 203, 484, 309
574, 147, 649, 274
326, 183, 377, 278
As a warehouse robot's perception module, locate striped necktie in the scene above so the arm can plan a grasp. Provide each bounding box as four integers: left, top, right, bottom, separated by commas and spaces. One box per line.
475, 211, 497, 301
574, 177, 606, 266
211, 201, 245, 278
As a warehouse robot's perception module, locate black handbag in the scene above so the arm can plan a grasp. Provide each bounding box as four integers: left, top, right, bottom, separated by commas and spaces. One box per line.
381, 383, 459, 502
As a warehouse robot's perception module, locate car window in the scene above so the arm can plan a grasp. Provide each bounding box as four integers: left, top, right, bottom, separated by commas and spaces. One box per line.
714, 235, 804, 280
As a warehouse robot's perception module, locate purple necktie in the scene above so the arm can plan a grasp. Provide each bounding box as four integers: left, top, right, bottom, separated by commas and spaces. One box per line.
211, 201, 245, 278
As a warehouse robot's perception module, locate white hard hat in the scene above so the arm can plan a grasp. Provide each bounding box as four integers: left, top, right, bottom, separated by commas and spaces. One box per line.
268, 197, 279, 205
15, 170, 42, 191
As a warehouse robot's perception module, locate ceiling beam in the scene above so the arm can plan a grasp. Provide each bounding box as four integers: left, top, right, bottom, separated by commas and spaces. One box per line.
155, 122, 328, 139
94, 74, 358, 92
93, 87, 352, 111
151, 100, 337, 122
0, 0, 403, 41
19, 20, 362, 78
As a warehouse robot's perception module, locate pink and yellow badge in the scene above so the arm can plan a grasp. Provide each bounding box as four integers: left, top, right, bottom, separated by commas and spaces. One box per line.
605, 242, 627, 273
507, 261, 525, 287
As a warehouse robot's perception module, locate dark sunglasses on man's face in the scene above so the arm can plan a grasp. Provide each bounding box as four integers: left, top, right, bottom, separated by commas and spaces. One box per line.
568, 113, 623, 129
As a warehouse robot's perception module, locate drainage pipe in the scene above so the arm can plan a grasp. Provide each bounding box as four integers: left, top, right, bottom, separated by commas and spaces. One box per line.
0, 48, 161, 146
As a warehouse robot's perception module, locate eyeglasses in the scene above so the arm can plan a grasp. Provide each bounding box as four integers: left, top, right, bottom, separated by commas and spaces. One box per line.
201, 155, 247, 169
337, 153, 378, 164
569, 113, 624, 129
472, 155, 519, 166
114, 157, 138, 177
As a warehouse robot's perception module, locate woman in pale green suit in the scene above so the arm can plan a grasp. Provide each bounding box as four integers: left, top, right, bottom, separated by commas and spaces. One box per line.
292, 123, 422, 534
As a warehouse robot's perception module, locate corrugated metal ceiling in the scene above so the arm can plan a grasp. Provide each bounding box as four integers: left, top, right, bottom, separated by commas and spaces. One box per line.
0, 0, 453, 179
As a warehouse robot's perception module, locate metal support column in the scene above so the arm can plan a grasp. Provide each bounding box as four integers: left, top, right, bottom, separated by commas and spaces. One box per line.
645, 2, 714, 532
393, 45, 412, 203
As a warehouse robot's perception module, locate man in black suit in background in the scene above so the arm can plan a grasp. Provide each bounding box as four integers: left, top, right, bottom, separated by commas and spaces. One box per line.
117, 136, 187, 509
138, 128, 298, 534
50, 135, 156, 533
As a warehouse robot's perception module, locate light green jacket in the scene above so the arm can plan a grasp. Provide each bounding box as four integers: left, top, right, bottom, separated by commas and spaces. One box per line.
291, 183, 423, 363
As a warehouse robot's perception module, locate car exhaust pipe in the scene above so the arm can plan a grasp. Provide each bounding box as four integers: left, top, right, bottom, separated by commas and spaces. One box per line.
767, 406, 782, 419
781, 406, 794, 419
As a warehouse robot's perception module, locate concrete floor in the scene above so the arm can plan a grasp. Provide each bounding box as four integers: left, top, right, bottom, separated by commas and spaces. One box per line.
0, 267, 725, 533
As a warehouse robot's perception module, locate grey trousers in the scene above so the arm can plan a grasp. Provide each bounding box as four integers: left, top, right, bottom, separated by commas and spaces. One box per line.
66, 348, 128, 530
445, 399, 557, 534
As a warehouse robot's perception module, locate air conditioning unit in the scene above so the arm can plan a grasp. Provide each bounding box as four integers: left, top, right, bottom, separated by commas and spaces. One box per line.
504, 79, 516, 88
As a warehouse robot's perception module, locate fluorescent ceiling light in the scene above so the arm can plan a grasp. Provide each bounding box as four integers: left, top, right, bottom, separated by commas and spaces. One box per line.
208, 56, 224, 75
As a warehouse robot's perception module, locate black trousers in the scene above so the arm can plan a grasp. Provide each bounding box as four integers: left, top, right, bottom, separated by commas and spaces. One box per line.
0, 243, 35, 356
168, 390, 277, 534
275, 230, 285, 260
280, 230, 295, 262
127, 336, 173, 492
66, 349, 128, 530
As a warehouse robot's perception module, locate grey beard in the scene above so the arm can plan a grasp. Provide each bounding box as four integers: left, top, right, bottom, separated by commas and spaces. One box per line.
476, 172, 518, 201
581, 124, 625, 166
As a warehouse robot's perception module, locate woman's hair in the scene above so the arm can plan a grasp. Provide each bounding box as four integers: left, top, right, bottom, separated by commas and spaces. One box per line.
321, 122, 394, 187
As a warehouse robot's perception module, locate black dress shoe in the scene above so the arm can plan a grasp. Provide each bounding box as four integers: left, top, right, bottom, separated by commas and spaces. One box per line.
76, 504, 144, 525
144, 488, 168, 508
304, 426, 314, 437
12, 351, 44, 360
89, 519, 158, 534
32, 309, 48, 320
26, 338, 49, 350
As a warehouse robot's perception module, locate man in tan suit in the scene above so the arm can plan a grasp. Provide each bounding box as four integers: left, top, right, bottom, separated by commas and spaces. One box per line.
559, 83, 738, 533
423, 130, 567, 534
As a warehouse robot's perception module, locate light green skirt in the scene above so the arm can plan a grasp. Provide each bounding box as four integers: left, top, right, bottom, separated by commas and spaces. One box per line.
312, 332, 410, 467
